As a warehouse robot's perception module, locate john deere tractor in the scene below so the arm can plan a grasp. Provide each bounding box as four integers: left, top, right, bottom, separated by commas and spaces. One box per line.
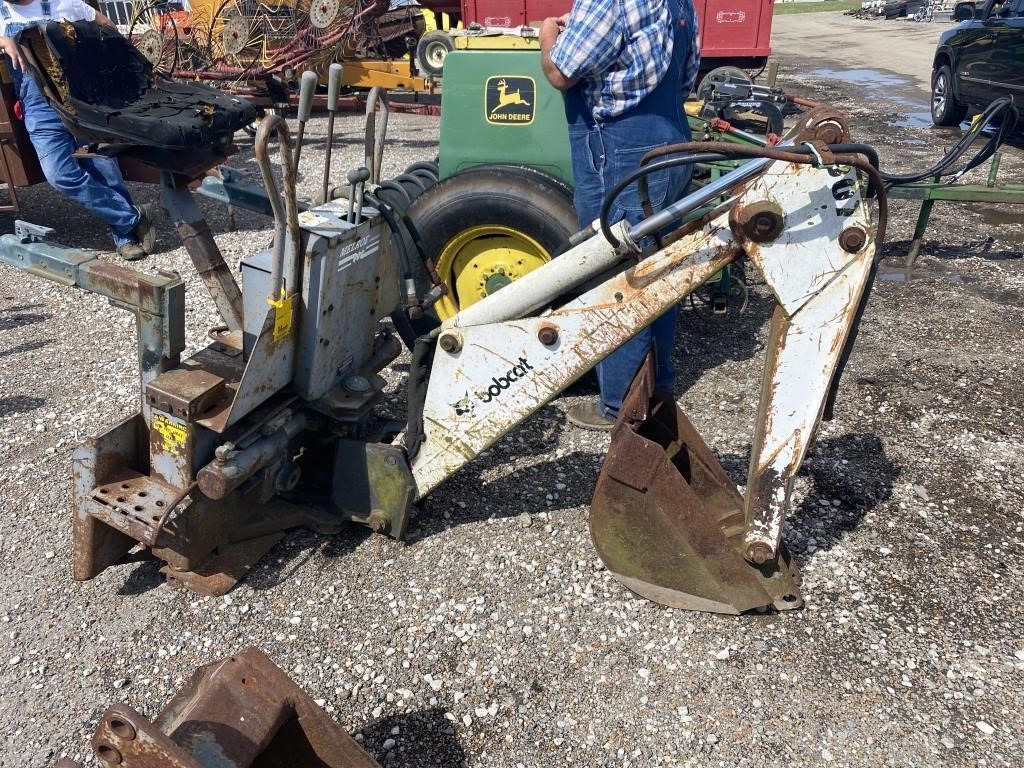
383, 33, 763, 321
381, 34, 578, 320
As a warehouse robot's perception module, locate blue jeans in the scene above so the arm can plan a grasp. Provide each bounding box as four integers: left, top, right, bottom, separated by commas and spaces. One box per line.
569, 113, 692, 419
18, 73, 140, 246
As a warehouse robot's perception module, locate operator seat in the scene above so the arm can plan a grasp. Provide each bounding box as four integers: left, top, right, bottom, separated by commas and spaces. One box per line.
14, 20, 256, 168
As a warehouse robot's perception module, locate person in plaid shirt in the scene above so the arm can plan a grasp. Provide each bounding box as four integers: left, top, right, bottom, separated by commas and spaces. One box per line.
540, 0, 699, 430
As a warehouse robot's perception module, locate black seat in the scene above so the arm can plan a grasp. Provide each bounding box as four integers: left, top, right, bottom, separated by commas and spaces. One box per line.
16, 21, 256, 153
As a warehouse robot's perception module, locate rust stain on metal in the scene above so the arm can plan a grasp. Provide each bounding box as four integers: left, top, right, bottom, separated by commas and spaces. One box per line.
80, 648, 381, 768
176, 218, 245, 333
84, 262, 163, 313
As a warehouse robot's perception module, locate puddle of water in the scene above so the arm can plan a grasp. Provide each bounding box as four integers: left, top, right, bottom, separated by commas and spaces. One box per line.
809, 68, 907, 88
979, 207, 1024, 231
878, 267, 964, 284
878, 268, 907, 283
893, 111, 934, 129
808, 67, 932, 129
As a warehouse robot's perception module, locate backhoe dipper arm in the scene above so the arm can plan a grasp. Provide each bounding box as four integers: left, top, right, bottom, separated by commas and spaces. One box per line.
409, 158, 876, 511
736, 164, 875, 565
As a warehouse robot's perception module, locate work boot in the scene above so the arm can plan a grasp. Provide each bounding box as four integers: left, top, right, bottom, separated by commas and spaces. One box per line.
566, 400, 616, 431
116, 240, 147, 261
133, 203, 157, 255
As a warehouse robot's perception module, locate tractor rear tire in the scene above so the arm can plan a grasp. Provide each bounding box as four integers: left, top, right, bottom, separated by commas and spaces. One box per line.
404, 165, 578, 320
486, 163, 574, 205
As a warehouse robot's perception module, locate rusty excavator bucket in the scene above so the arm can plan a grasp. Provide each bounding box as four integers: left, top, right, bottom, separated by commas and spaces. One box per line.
590, 356, 803, 615
56, 648, 382, 768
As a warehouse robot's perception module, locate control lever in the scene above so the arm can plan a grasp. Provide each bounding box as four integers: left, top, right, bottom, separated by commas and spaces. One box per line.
346, 166, 371, 223
294, 70, 318, 171
322, 63, 344, 205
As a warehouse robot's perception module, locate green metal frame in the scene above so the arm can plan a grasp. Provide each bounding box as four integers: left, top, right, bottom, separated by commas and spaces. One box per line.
887, 153, 1024, 266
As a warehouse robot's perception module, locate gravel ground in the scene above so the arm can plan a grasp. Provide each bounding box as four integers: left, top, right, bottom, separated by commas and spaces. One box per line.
2, 44, 1024, 768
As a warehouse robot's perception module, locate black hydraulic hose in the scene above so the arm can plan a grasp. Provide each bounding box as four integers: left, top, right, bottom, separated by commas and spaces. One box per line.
945, 100, 1018, 179
830, 143, 881, 170
599, 143, 883, 246
366, 188, 445, 292
365, 191, 415, 282
879, 97, 1018, 186
592, 117, 1021, 422
604, 96, 1017, 245
599, 152, 735, 246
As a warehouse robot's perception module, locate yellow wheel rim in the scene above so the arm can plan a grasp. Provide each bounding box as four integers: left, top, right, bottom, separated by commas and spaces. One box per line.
434, 224, 552, 320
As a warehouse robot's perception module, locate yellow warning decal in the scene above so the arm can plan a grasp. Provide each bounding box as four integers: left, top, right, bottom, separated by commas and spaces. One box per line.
485, 76, 535, 126
268, 290, 294, 341
152, 413, 188, 456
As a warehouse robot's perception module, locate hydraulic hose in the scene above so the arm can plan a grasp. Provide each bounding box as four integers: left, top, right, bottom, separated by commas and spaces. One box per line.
592, 98, 1017, 422
596, 138, 890, 424
878, 97, 1019, 186
599, 152, 762, 247
599, 141, 886, 248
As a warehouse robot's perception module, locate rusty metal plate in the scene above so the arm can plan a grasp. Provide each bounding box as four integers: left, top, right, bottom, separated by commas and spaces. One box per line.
91, 471, 182, 545
161, 533, 284, 596
146, 368, 227, 421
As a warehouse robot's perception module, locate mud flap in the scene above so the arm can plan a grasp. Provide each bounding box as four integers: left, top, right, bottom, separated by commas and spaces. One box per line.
590, 355, 803, 614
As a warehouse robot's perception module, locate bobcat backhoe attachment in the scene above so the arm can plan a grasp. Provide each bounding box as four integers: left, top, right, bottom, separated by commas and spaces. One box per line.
1, 26, 881, 617
412, 110, 882, 613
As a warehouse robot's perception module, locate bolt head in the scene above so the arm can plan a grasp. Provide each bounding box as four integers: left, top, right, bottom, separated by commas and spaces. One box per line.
736, 201, 785, 243
813, 121, 845, 145
538, 326, 559, 345
839, 226, 868, 253
343, 374, 371, 393
745, 541, 776, 565
438, 331, 462, 354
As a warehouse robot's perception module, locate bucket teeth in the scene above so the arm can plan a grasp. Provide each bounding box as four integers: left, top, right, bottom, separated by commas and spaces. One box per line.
589, 356, 802, 615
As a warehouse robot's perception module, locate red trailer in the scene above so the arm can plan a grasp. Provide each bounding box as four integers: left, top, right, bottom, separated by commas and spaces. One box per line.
417, 0, 775, 73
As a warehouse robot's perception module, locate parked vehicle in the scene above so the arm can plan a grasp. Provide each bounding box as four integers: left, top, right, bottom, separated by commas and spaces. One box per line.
415, 0, 775, 78
931, 0, 1024, 125
953, 0, 979, 20
855, 0, 912, 18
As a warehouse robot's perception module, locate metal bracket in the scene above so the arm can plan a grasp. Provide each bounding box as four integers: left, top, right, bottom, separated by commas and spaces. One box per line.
197, 164, 312, 219
0, 225, 95, 287
0, 230, 186, 402
13, 219, 54, 243
60, 648, 382, 768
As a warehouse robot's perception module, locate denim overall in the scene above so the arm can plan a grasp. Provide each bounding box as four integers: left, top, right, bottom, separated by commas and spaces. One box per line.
565, 2, 694, 419
1, 1, 140, 245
